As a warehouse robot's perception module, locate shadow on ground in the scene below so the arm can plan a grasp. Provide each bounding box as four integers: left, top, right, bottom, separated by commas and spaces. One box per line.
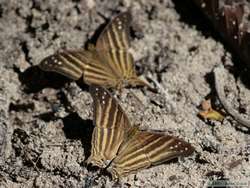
17, 66, 70, 93
17, 65, 90, 93
62, 112, 93, 159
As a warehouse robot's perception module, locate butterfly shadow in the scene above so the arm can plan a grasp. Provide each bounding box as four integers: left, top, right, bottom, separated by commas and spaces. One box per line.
86, 13, 109, 46
62, 112, 94, 159
17, 65, 70, 93
17, 65, 89, 93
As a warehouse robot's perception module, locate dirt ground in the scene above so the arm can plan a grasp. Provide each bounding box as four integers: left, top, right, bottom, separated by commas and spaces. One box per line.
0, 0, 249, 187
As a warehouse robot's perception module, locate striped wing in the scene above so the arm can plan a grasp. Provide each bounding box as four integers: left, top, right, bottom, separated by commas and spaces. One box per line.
96, 12, 131, 51
39, 49, 120, 87
108, 131, 194, 179
96, 12, 138, 82
39, 12, 151, 89
39, 49, 91, 80
87, 86, 135, 168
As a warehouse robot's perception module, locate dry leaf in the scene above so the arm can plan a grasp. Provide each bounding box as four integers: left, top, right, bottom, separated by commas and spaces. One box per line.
198, 99, 224, 122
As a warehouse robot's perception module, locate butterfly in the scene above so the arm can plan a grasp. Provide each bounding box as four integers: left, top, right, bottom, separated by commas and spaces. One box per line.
87, 85, 194, 180
39, 12, 152, 90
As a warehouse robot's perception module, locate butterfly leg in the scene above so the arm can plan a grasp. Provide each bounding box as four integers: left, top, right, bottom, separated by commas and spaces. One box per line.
116, 81, 124, 94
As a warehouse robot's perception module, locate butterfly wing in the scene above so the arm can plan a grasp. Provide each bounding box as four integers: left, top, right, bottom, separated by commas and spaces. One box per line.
108, 131, 194, 179
39, 49, 92, 80
96, 12, 131, 51
83, 57, 120, 88
39, 49, 120, 87
87, 86, 134, 168
39, 12, 150, 88
95, 12, 138, 82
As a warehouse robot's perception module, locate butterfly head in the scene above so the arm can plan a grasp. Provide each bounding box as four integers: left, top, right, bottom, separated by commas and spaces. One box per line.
86, 155, 107, 169
114, 77, 152, 91
106, 166, 120, 181
127, 77, 156, 91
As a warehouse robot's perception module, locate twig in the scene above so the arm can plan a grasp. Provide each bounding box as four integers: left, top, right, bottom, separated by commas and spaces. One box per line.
213, 64, 250, 128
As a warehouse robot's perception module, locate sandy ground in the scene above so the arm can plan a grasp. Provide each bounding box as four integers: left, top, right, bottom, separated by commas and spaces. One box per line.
0, 0, 249, 187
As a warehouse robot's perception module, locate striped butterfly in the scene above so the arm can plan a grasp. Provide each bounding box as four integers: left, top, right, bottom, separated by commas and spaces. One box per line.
39, 12, 151, 90
87, 86, 194, 180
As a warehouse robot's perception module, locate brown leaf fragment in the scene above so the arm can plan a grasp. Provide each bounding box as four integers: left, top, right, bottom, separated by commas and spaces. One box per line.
198, 99, 225, 122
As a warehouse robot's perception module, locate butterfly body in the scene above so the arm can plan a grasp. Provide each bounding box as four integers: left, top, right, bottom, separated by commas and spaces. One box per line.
39, 12, 151, 90
87, 86, 194, 180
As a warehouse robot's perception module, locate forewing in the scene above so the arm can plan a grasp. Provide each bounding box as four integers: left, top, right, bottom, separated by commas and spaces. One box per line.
87, 86, 133, 168
39, 49, 91, 80
109, 131, 194, 179
96, 12, 131, 51
39, 49, 119, 87
96, 12, 136, 79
